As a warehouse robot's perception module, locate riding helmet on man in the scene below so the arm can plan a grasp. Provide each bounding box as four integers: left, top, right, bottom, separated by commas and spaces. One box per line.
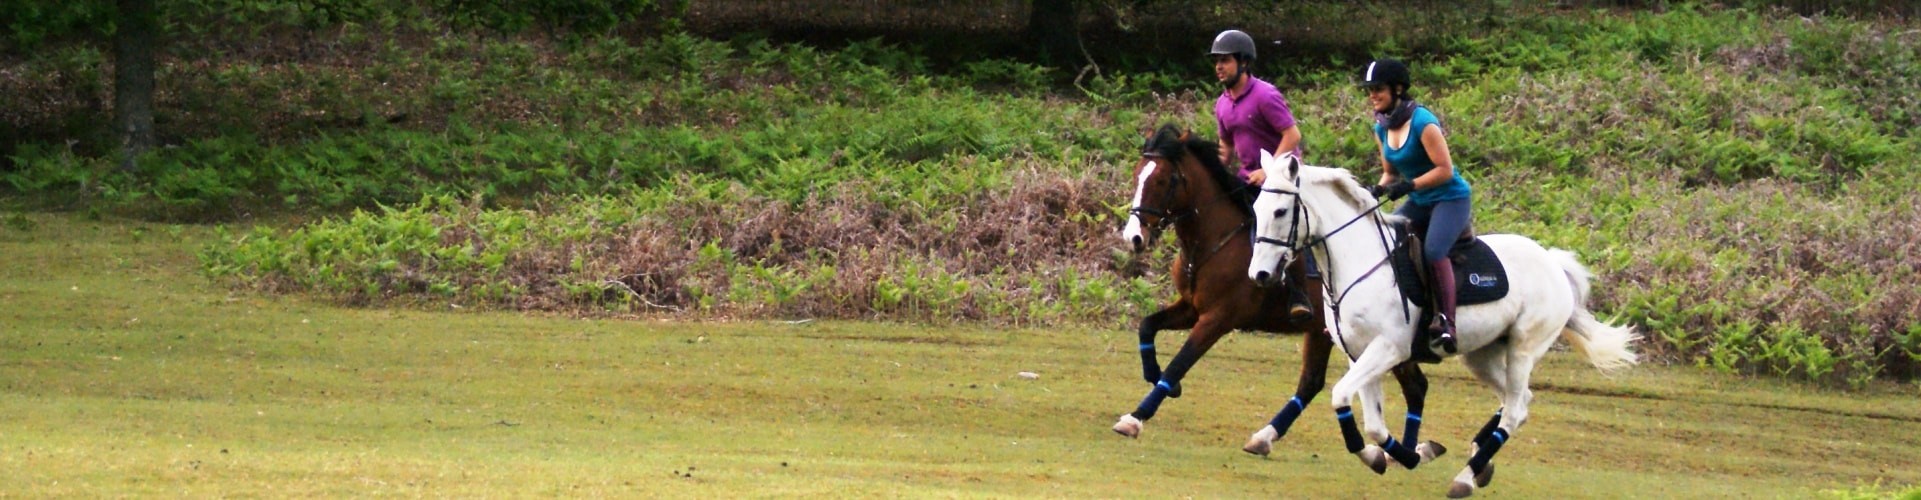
1210, 29, 1257, 88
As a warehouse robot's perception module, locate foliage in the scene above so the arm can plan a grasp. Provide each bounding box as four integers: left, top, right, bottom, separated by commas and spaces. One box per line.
10, 5, 1921, 385
2, 0, 688, 51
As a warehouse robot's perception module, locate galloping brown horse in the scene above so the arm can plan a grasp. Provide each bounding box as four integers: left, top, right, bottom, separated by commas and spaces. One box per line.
1114, 124, 1438, 470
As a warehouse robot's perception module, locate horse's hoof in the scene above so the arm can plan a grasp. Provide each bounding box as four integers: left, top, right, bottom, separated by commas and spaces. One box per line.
1242, 425, 1278, 456
1418, 440, 1448, 464
1113, 414, 1142, 439
1476, 462, 1495, 488
1448, 480, 1475, 498
1448, 468, 1478, 498
1358, 445, 1388, 475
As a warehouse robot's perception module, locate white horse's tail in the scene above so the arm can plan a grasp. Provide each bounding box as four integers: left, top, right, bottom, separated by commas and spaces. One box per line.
1549, 248, 1640, 373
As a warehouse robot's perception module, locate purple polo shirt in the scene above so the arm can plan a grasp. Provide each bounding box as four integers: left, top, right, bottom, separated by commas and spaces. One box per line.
1215, 76, 1302, 181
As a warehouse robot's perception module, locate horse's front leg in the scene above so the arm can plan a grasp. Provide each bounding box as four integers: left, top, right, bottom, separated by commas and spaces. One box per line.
1113, 312, 1227, 439
1329, 336, 1412, 473
1353, 377, 1393, 473
1383, 362, 1448, 469
1135, 302, 1197, 385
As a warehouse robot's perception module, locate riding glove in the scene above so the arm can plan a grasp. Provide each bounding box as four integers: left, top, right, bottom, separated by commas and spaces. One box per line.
1372, 180, 1415, 201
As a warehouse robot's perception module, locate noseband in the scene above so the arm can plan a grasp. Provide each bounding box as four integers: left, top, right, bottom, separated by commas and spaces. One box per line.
1253, 178, 1310, 256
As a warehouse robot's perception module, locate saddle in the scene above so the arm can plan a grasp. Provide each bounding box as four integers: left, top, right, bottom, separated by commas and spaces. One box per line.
1387, 220, 1509, 363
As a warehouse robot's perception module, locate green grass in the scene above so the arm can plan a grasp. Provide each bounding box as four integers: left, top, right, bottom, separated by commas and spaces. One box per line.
4, 212, 1919, 496
15, 6, 1900, 384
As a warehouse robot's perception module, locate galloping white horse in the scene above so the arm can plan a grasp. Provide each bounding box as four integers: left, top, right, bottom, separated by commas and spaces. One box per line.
1245, 151, 1638, 498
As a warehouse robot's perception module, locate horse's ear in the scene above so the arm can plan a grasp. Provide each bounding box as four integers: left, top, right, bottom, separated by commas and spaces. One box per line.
1177, 129, 1191, 143
1288, 155, 1300, 177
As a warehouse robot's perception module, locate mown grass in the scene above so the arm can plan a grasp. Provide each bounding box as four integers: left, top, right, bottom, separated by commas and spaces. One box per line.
3, 212, 1920, 497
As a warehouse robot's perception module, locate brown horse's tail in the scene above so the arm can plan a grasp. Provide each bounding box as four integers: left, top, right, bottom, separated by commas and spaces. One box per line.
1549, 248, 1639, 374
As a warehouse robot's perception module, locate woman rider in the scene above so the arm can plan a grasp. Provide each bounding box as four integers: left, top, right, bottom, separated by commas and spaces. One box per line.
1360, 59, 1470, 354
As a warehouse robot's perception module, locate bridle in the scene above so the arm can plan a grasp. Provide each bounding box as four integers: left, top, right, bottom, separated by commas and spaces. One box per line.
1127, 148, 1252, 289
1126, 150, 1194, 234
1253, 177, 1311, 257
1250, 176, 1410, 360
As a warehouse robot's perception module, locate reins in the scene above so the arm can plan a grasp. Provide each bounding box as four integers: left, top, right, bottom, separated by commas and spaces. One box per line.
1130, 150, 1256, 291
1254, 181, 1412, 361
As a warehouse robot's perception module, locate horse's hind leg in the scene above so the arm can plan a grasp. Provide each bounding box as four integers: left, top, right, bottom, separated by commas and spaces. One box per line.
1243, 328, 1335, 456
1114, 312, 1222, 439
1461, 345, 1510, 456
1451, 332, 1547, 498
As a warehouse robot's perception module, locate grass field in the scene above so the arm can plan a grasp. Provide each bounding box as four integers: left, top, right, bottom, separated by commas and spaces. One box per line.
4, 211, 1919, 497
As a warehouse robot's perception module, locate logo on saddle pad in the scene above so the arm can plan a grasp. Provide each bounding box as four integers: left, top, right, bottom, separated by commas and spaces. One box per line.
1391, 239, 1510, 307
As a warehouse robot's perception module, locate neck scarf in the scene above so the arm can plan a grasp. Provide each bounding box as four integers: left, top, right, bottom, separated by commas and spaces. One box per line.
1374, 98, 1419, 130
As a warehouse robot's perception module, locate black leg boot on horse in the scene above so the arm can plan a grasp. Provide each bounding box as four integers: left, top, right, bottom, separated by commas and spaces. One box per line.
1115, 126, 1436, 449
1428, 256, 1459, 354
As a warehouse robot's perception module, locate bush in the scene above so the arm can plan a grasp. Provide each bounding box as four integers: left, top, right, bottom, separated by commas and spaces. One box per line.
11, 4, 1921, 385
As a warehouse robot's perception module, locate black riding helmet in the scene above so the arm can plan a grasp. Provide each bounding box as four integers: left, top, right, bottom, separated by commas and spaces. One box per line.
1211, 30, 1257, 89
1209, 29, 1257, 64
1358, 59, 1411, 96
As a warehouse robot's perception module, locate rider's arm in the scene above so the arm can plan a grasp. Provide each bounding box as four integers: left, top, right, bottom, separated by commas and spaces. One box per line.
1411, 125, 1454, 190
1219, 137, 1236, 167
1272, 125, 1301, 161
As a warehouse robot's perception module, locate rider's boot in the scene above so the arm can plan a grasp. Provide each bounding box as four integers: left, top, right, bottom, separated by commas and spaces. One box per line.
1428, 257, 1459, 354
1288, 285, 1313, 321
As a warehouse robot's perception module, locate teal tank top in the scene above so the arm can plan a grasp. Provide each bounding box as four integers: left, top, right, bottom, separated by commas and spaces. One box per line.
1375, 107, 1470, 205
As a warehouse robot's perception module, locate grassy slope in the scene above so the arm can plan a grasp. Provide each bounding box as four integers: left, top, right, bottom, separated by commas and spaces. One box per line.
3, 213, 1917, 497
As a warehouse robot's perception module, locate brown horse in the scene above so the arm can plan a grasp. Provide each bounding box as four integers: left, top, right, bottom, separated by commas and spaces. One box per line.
1114, 124, 1439, 471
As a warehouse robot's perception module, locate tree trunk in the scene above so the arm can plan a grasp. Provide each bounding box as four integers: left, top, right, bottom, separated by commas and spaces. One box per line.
1026, 0, 1081, 67
114, 0, 158, 172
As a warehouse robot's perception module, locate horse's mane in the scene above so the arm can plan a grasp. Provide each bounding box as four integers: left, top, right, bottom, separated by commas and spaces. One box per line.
1296, 164, 1380, 215
1142, 123, 1254, 216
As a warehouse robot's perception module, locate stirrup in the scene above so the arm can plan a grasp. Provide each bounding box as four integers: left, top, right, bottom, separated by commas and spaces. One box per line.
1287, 288, 1313, 320
1288, 302, 1313, 321
1428, 315, 1458, 354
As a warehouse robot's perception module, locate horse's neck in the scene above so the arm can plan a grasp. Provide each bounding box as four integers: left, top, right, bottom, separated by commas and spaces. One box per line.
1302, 187, 1392, 292
1172, 172, 1246, 252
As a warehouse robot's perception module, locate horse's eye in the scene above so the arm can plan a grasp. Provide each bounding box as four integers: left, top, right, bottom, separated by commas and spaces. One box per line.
1273, 209, 1285, 217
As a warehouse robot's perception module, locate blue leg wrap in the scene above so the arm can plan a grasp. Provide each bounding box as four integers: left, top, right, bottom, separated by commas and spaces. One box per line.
1467, 428, 1508, 475
1138, 344, 1161, 384
1402, 412, 1423, 446
1472, 409, 1503, 444
1131, 380, 1173, 420
1336, 406, 1364, 453
1266, 396, 1308, 437
1383, 437, 1422, 469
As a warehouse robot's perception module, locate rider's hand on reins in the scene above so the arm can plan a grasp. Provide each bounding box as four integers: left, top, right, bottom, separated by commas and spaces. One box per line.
1371, 181, 1414, 201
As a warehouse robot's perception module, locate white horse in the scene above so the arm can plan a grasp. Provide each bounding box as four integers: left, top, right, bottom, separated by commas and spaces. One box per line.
1245, 151, 1638, 498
